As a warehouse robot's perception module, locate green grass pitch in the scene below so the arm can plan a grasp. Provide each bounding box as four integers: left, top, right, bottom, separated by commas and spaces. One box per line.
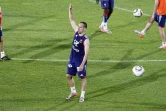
0, 0, 166, 111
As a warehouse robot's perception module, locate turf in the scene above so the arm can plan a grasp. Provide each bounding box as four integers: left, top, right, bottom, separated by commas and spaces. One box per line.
0, 0, 166, 111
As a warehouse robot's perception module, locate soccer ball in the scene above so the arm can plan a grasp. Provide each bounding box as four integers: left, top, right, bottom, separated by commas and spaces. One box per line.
132, 65, 145, 77
133, 8, 143, 17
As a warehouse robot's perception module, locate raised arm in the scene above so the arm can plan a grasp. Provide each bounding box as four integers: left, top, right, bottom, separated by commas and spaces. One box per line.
69, 4, 78, 32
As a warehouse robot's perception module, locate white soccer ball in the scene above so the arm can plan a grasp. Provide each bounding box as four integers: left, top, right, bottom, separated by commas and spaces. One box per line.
132, 65, 145, 77
133, 8, 143, 17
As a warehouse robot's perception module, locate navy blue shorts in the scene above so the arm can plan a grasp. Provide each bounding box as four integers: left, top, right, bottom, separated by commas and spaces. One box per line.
100, 0, 114, 9
0, 29, 2, 37
66, 60, 87, 79
154, 13, 166, 27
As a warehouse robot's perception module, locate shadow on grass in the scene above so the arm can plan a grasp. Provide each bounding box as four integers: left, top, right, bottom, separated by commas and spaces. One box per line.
42, 100, 78, 111
114, 101, 166, 110
25, 30, 105, 63
10, 29, 103, 63
10, 37, 71, 63
89, 30, 105, 40
85, 49, 165, 109
0, 98, 78, 111
4, 13, 72, 63
88, 49, 160, 79
112, 49, 161, 69
111, 16, 148, 30
3, 14, 56, 32
90, 99, 166, 110
22, 43, 71, 63
87, 68, 166, 99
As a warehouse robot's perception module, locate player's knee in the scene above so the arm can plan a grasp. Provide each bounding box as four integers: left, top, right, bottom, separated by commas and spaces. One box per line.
109, 8, 113, 15
66, 74, 72, 79
0, 37, 3, 42
80, 76, 86, 79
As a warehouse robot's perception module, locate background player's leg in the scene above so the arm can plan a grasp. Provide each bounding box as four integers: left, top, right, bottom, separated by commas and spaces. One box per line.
158, 27, 166, 49
0, 37, 11, 60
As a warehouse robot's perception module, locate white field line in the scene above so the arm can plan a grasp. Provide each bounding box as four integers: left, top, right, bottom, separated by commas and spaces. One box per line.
89, 0, 150, 16
11, 58, 166, 63
114, 6, 150, 16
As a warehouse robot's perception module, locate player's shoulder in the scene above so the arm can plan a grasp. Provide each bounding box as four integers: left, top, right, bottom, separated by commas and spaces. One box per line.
84, 34, 89, 39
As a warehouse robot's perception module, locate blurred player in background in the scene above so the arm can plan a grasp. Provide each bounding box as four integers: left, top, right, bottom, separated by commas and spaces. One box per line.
134, 0, 166, 49
66, 4, 90, 103
96, 0, 114, 34
0, 7, 10, 60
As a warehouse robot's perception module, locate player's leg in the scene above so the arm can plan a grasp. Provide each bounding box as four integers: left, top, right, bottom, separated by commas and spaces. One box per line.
79, 77, 86, 102
66, 62, 78, 100
0, 7, 10, 60
99, 0, 106, 30
158, 27, 166, 49
0, 36, 4, 52
107, 0, 114, 21
157, 15, 166, 49
99, 1, 113, 34
142, 16, 155, 33
105, 0, 114, 22
102, 8, 110, 30
99, 8, 112, 34
134, 15, 155, 38
78, 65, 87, 102
66, 74, 78, 99
107, 8, 113, 20
0, 31, 10, 60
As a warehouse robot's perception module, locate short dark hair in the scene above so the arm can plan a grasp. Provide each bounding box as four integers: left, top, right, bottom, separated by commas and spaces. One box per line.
80, 22, 87, 29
